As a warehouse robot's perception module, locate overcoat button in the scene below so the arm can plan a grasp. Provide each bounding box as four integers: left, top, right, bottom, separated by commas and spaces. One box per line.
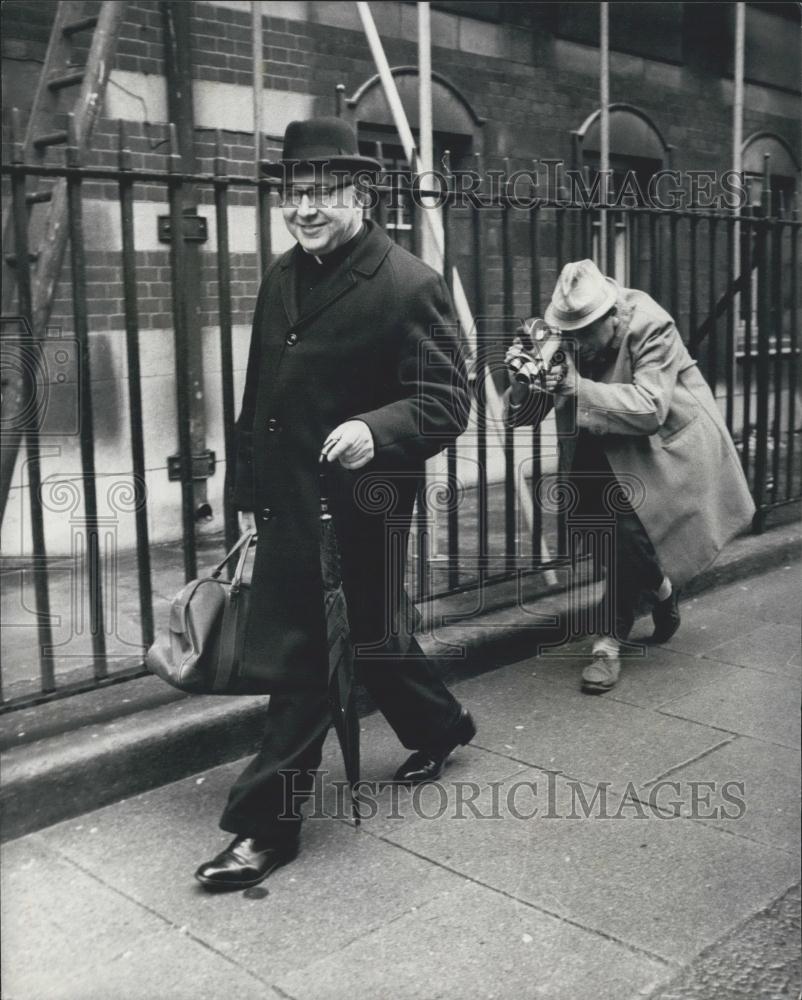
260, 507, 273, 521
267, 417, 279, 432
286, 333, 298, 346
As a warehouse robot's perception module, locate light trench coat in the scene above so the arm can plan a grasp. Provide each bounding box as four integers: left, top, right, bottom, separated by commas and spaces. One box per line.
509, 283, 755, 586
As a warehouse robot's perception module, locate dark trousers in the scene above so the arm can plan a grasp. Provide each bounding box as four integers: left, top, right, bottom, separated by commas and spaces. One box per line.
220, 636, 461, 841
571, 437, 664, 641
600, 508, 664, 640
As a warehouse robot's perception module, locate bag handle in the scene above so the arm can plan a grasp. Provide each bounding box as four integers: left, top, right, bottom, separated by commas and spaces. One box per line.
229, 531, 256, 594
210, 530, 257, 581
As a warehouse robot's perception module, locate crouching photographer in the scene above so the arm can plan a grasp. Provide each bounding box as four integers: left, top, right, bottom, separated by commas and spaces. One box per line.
504, 259, 754, 694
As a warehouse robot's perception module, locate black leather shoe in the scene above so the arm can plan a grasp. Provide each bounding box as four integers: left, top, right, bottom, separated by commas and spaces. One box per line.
393, 708, 477, 784
195, 835, 299, 892
651, 589, 681, 644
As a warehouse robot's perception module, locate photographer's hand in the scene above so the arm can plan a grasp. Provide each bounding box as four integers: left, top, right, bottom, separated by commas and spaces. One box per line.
545, 351, 578, 395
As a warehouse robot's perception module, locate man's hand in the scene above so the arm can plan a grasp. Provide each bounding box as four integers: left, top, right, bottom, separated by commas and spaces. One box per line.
545, 351, 577, 395
320, 420, 375, 469
239, 510, 256, 534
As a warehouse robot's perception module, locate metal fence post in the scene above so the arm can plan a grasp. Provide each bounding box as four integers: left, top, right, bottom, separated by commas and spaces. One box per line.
752, 217, 771, 532
472, 154, 488, 568
501, 165, 516, 573
786, 202, 799, 500
166, 124, 197, 580
65, 113, 107, 672
7, 108, 55, 695
118, 119, 154, 648
214, 130, 239, 554
442, 194, 460, 591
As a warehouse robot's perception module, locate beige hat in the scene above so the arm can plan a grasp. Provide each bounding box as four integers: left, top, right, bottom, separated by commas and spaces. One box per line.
544, 259, 618, 331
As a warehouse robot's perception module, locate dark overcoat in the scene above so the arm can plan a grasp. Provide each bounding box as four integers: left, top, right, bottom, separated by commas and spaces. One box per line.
508, 283, 755, 586
232, 221, 469, 691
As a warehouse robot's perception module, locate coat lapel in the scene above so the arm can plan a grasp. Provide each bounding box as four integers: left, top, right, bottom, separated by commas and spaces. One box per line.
279, 222, 393, 331
297, 267, 357, 327
279, 251, 300, 327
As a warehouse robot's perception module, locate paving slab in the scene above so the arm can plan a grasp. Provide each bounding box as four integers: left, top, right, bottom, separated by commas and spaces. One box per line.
276, 880, 671, 1000
649, 883, 802, 1000
661, 606, 771, 657
0, 836, 276, 1000
653, 735, 801, 855
46, 930, 282, 1000
35, 764, 465, 984
693, 566, 800, 626
2, 557, 798, 998
659, 669, 801, 749
701, 621, 801, 678
381, 769, 801, 963
453, 661, 736, 792
309, 692, 527, 836
519, 642, 745, 711
316, 739, 528, 838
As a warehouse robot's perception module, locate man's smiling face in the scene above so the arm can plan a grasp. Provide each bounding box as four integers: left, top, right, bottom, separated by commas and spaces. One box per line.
281, 167, 364, 256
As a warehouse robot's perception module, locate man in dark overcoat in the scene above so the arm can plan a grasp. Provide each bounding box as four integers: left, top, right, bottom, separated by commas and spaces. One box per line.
505, 259, 755, 694
196, 118, 475, 891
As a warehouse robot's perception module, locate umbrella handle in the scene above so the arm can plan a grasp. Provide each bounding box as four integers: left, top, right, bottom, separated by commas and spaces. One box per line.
319, 469, 331, 519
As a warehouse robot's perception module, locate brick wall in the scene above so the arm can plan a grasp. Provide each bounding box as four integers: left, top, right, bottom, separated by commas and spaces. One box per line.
1, 1, 798, 553
3, 0, 799, 335
3, 0, 798, 334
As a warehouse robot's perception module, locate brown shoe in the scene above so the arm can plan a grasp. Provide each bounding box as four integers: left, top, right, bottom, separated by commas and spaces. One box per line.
581, 652, 621, 694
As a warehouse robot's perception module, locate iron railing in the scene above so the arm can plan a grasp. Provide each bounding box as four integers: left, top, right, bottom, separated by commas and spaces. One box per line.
1, 126, 799, 711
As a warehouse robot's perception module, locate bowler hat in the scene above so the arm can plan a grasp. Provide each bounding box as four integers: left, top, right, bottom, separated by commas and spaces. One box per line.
544, 259, 618, 331
261, 117, 381, 182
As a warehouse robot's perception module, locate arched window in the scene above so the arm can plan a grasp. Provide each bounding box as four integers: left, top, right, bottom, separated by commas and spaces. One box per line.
343, 68, 484, 252
574, 103, 670, 171
738, 133, 800, 341
572, 104, 671, 285
742, 132, 799, 216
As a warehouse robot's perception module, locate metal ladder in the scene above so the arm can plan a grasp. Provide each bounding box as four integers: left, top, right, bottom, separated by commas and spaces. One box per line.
1, 0, 127, 326
1, 1, 127, 521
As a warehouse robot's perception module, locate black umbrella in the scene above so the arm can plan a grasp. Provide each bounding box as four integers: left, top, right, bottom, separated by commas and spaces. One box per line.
319, 472, 361, 826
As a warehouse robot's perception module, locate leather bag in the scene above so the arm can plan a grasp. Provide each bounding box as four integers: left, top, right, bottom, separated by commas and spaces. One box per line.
145, 531, 258, 694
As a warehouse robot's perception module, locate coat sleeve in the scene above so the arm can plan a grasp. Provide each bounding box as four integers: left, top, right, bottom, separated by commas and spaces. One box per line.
354, 269, 471, 465
230, 268, 273, 510
573, 318, 684, 436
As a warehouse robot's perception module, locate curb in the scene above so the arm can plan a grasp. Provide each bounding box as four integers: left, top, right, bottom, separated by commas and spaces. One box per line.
1, 520, 799, 842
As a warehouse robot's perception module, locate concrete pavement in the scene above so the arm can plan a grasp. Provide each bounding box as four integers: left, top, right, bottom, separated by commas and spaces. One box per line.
3, 517, 799, 842
2, 563, 800, 1000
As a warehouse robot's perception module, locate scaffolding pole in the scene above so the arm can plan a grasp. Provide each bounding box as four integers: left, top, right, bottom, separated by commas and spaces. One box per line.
355, 1, 556, 578
252, 0, 264, 273
418, 2, 436, 269
732, 4, 745, 187
732, 2, 745, 401
599, 2, 610, 273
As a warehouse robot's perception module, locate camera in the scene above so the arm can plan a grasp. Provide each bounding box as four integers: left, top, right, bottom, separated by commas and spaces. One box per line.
512, 317, 565, 386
